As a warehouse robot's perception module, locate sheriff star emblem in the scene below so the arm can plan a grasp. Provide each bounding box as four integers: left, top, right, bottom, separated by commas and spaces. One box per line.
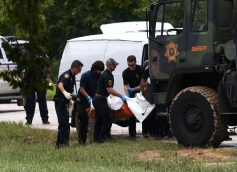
164, 40, 180, 62
108, 80, 112, 86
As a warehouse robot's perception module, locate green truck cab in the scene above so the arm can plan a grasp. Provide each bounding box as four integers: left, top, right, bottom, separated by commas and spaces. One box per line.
142, 0, 237, 147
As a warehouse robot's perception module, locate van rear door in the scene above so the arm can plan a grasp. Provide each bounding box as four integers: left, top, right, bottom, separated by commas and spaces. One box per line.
104, 40, 144, 94
59, 40, 109, 90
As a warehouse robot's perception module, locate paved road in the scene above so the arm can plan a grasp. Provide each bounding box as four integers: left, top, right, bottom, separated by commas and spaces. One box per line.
0, 100, 142, 133
1, 100, 237, 148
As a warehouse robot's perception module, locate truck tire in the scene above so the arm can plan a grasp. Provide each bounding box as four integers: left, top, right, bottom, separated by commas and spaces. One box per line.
169, 86, 227, 147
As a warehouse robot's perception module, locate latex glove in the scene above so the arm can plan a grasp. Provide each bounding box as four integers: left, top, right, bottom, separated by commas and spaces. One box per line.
120, 95, 126, 103
127, 88, 135, 93
87, 96, 92, 103
63, 90, 72, 100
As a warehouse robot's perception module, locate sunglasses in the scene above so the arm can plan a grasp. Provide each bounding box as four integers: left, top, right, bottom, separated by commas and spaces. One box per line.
76, 67, 82, 72
128, 64, 135, 67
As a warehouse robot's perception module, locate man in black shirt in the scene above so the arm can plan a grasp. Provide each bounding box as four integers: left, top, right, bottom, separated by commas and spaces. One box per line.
54, 60, 83, 148
122, 55, 146, 139
24, 50, 51, 125
93, 58, 126, 143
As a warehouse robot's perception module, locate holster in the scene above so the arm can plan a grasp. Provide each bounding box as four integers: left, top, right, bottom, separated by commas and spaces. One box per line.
53, 95, 66, 110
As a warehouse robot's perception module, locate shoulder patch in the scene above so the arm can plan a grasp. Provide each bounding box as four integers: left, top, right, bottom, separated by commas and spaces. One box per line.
136, 74, 140, 79
108, 80, 112, 86
64, 74, 69, 78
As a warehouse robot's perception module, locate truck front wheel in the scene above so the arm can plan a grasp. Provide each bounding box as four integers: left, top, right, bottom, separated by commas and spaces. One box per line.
169, 86, 227, 147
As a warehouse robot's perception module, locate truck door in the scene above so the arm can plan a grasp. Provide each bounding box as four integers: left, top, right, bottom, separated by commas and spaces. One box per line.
104, 40, 144, 95
149, 1, 187, 80
186, 0, 211, 66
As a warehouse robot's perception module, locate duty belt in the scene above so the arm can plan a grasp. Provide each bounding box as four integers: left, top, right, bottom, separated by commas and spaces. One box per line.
95, 94, 107, 98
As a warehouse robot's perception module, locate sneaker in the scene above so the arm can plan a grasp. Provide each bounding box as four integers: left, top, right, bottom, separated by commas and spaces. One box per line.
128, 135, 136, 141
143, 133, 150, 138
163, 135, 175, 140
154, 134, 163, 140
224, 135, 232, 141
25, 121, 32, 125
42, 121, 50, 124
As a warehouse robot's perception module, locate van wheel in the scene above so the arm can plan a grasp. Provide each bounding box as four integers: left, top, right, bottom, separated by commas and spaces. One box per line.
169, 86, 227, 147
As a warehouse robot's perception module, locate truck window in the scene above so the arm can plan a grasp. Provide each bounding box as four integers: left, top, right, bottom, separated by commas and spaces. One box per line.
155, 2, 185, 37
191, 0, 208, 32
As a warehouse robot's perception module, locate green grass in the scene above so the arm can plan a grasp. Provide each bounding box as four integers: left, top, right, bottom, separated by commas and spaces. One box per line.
1, 122, 237, 172
46, 84, 56, 101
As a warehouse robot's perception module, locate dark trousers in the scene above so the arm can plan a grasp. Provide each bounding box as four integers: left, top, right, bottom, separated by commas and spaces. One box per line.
55, 102, 70, 147
25, 86, 48, 122
142, 108, 165, 136
77, 101, 90, 144
93, 96, 112, 142
128, 117, 137, 137
129, 92, 137, 137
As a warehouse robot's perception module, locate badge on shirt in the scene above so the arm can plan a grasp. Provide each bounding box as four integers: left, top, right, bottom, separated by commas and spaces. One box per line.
136, 74, 140, 79
64, 74, 69, 78
108, 80, 112, 86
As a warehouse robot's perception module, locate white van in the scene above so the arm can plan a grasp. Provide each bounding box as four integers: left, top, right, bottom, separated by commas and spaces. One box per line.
0, 36, 22, 105
59, 22, 174, 95
59, 32, 148, 94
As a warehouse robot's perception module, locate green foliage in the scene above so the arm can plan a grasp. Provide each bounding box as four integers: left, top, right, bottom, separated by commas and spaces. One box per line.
0, 0, 153, 95
46, 84, 56, 100
0, 0, 54, 96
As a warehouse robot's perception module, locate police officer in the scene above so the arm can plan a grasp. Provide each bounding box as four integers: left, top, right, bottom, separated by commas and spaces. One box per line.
140, 62, 170, 139
77, 61, 104, 145
122, 55, 145, 139
24, 50, 51, 125
93, 58, 126, 143
55, 60, 83, 148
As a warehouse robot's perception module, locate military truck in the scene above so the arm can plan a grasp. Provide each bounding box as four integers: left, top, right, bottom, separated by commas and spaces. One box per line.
141, 0, 237, 147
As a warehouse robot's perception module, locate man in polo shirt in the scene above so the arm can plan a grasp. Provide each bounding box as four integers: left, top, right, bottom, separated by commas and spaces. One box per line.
122, 55, 145, 139
93, 58, 126, 143
77, 61, 105, 145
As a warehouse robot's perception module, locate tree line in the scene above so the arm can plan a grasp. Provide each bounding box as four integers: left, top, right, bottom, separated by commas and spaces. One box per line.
0, 0, 155, 93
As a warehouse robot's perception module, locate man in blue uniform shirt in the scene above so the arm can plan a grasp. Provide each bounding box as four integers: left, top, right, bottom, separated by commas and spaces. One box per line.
77, 61, 104, 145
54, 60, 83, 148
93, 58, 126, 143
